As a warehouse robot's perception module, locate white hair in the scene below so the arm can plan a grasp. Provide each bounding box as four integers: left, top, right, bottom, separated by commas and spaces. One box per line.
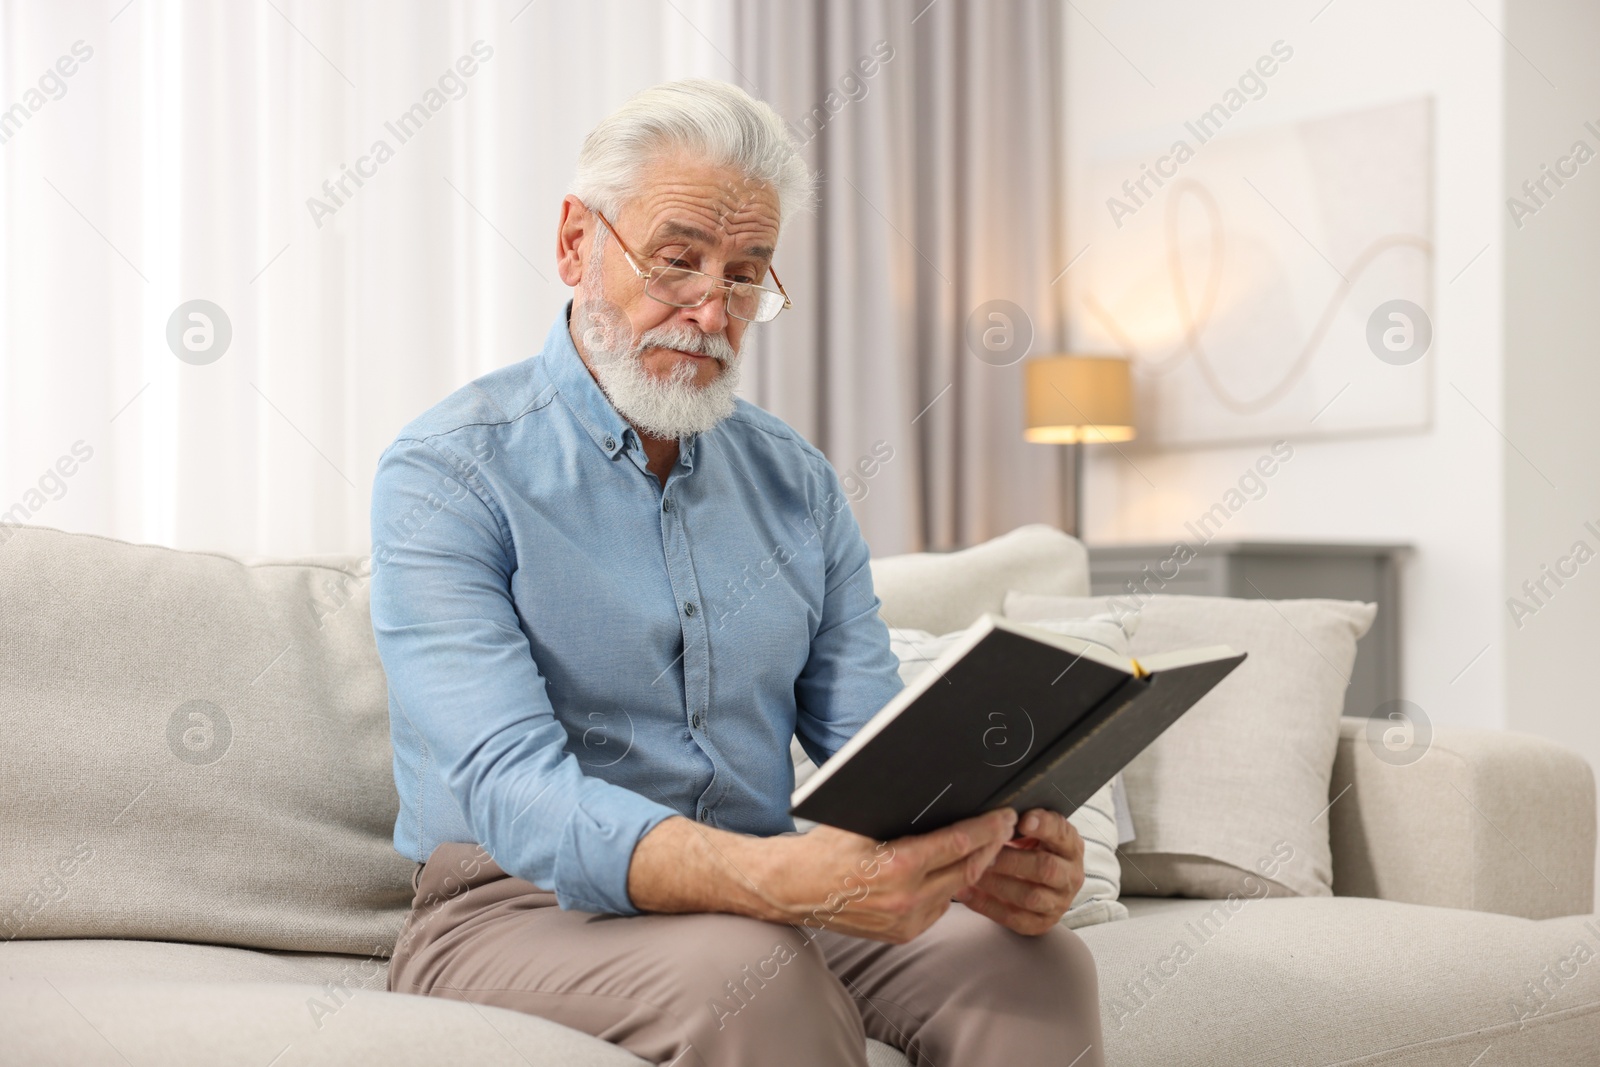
569, 78, 814, 233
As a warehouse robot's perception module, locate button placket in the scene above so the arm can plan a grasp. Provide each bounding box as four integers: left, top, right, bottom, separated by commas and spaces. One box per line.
660, 480, 690, 718
661, 477, 714, 819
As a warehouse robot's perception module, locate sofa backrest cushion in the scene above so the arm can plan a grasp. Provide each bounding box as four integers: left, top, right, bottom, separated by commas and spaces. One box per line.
1004, 590, 1378, 900
869, 524, 1089, 635
0, 526, 414, 955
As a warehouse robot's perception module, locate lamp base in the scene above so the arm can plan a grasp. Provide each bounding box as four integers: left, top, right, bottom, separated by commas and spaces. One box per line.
1059, 441, 1083, 540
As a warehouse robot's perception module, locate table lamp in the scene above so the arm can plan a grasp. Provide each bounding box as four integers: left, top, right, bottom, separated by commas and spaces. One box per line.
1023, 354, 1136, 539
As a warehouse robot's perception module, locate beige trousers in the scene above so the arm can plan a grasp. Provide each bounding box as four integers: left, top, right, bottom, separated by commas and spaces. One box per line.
387, 842, 1104, 1067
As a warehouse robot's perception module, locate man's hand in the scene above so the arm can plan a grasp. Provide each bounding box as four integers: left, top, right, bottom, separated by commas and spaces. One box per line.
628, 807, 1018, 945
760, 807, 1018, 944
953, 807, 1085, 936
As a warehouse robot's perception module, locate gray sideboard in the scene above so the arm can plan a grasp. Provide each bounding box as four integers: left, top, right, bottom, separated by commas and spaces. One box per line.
1086, 541, 1412, 720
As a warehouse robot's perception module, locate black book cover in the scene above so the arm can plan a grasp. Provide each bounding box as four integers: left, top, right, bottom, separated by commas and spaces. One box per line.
790, 614, 1245, 841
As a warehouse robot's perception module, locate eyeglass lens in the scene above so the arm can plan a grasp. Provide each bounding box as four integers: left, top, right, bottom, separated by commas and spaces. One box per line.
645, 267, 782, 322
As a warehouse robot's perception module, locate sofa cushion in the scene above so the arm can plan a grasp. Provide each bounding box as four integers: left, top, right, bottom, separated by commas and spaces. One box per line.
0, 937, 389, 990
0, 939, 908, 1066
0, 525, 414, 955
1079, 896, 1600, 1066
10, 903, 1597, 1067
1004, 592, 1376, 899
0, 977, 648, 1067
870, 524, 1089, 635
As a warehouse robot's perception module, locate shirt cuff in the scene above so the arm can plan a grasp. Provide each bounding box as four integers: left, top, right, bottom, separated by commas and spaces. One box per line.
555, 783, 681, 915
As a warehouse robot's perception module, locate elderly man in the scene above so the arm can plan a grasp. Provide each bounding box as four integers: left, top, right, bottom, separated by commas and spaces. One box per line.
371, 78, 1103, 1066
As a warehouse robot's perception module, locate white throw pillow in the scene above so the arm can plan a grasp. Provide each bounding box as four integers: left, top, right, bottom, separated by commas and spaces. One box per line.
1004, 592, 1378, 900
792, 613, 1136, 928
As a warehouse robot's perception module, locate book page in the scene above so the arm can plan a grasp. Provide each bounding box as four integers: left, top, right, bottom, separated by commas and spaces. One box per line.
1135, 644, 1243, 673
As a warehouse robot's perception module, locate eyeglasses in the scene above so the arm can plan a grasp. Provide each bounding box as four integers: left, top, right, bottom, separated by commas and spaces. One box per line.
591, 208, 793, 323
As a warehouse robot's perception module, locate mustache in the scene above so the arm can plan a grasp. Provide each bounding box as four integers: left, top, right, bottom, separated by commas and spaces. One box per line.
637, 323, 738, 363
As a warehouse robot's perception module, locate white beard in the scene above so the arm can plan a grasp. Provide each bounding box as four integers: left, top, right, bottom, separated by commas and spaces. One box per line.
585, 320, 743, 439
574, 246, 745, 440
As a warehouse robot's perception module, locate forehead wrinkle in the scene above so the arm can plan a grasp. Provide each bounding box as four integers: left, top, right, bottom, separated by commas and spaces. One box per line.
640, 192, 778, 236
639, 196, 779, 263
651, 222, 775, 263
644, 171, 777, 211
654, 220, 717, 246
634, 175, 778, 226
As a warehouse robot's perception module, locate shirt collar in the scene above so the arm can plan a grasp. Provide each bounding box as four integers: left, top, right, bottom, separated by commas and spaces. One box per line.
542, 302, 702, 469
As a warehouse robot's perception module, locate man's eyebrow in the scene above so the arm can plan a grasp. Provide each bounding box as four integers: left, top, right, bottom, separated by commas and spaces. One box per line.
649, 220, 774, 262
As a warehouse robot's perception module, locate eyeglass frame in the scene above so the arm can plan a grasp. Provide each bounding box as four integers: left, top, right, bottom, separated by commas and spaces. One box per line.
589, 207, 793, 323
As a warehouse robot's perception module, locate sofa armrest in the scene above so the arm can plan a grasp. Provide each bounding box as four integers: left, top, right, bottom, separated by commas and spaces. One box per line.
1328, 716, 1596, 918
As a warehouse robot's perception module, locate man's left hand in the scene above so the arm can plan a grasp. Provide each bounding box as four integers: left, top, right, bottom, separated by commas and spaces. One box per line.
954, 807, 1085, 936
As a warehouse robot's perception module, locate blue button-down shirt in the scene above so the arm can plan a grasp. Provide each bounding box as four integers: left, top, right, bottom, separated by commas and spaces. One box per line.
369, 305, 905, 916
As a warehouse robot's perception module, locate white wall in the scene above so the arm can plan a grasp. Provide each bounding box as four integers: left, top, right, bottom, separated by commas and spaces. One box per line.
1064, 0, 1507, 735
1501, 0, 1600, 911
1068, 0, 1600, 911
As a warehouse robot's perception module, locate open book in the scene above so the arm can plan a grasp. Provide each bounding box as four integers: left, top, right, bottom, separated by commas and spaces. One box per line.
790, 613, 1246, 840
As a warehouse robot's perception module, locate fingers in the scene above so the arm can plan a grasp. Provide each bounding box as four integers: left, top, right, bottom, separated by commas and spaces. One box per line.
966, 869, 1074, 916
960, 811, 1090, 927
1016, 808, 1083, 861
795, 808, 1011, 942
900, 807, 1017, 872
988, 843, 1076, 888
957, 883, 1058, 936
923, 835, 1005, 903
964, 834, 1011, 884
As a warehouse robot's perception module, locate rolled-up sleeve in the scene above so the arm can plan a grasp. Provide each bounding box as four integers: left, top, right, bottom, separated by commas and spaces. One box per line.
791, 464, 906, 768
369, 437, 677, 915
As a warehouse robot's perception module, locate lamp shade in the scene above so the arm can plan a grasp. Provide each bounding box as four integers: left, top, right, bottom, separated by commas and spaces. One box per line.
1023, 354, 1136, 444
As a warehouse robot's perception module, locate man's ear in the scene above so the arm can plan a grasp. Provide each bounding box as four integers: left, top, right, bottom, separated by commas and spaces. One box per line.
556, 195, 591, 288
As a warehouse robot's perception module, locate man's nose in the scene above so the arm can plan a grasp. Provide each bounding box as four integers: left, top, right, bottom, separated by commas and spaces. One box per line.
680, 289, 729, 336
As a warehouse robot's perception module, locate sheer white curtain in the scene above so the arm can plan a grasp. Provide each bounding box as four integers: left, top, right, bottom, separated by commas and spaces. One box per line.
732, 0, 1071, 554
2, 0, 1068, 560
0, 0, 736, 557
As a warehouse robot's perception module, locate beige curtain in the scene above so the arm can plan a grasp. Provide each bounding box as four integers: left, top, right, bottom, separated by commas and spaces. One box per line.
732, 0, 1071, 555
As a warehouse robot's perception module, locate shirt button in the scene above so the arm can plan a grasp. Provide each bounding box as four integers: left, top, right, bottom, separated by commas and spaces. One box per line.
603, 434, 616, 451
683, 601, 697, 617
662, 497, 672, 512
691, 711, 703, 729
698, 810, 711, 823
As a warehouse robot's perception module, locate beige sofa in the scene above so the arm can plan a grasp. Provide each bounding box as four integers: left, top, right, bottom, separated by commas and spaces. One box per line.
2, 522, 1596, 1066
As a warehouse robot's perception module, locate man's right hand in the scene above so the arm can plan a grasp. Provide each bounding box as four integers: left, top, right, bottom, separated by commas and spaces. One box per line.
627, 807, 1018, 944
748, 807, 1019, 943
